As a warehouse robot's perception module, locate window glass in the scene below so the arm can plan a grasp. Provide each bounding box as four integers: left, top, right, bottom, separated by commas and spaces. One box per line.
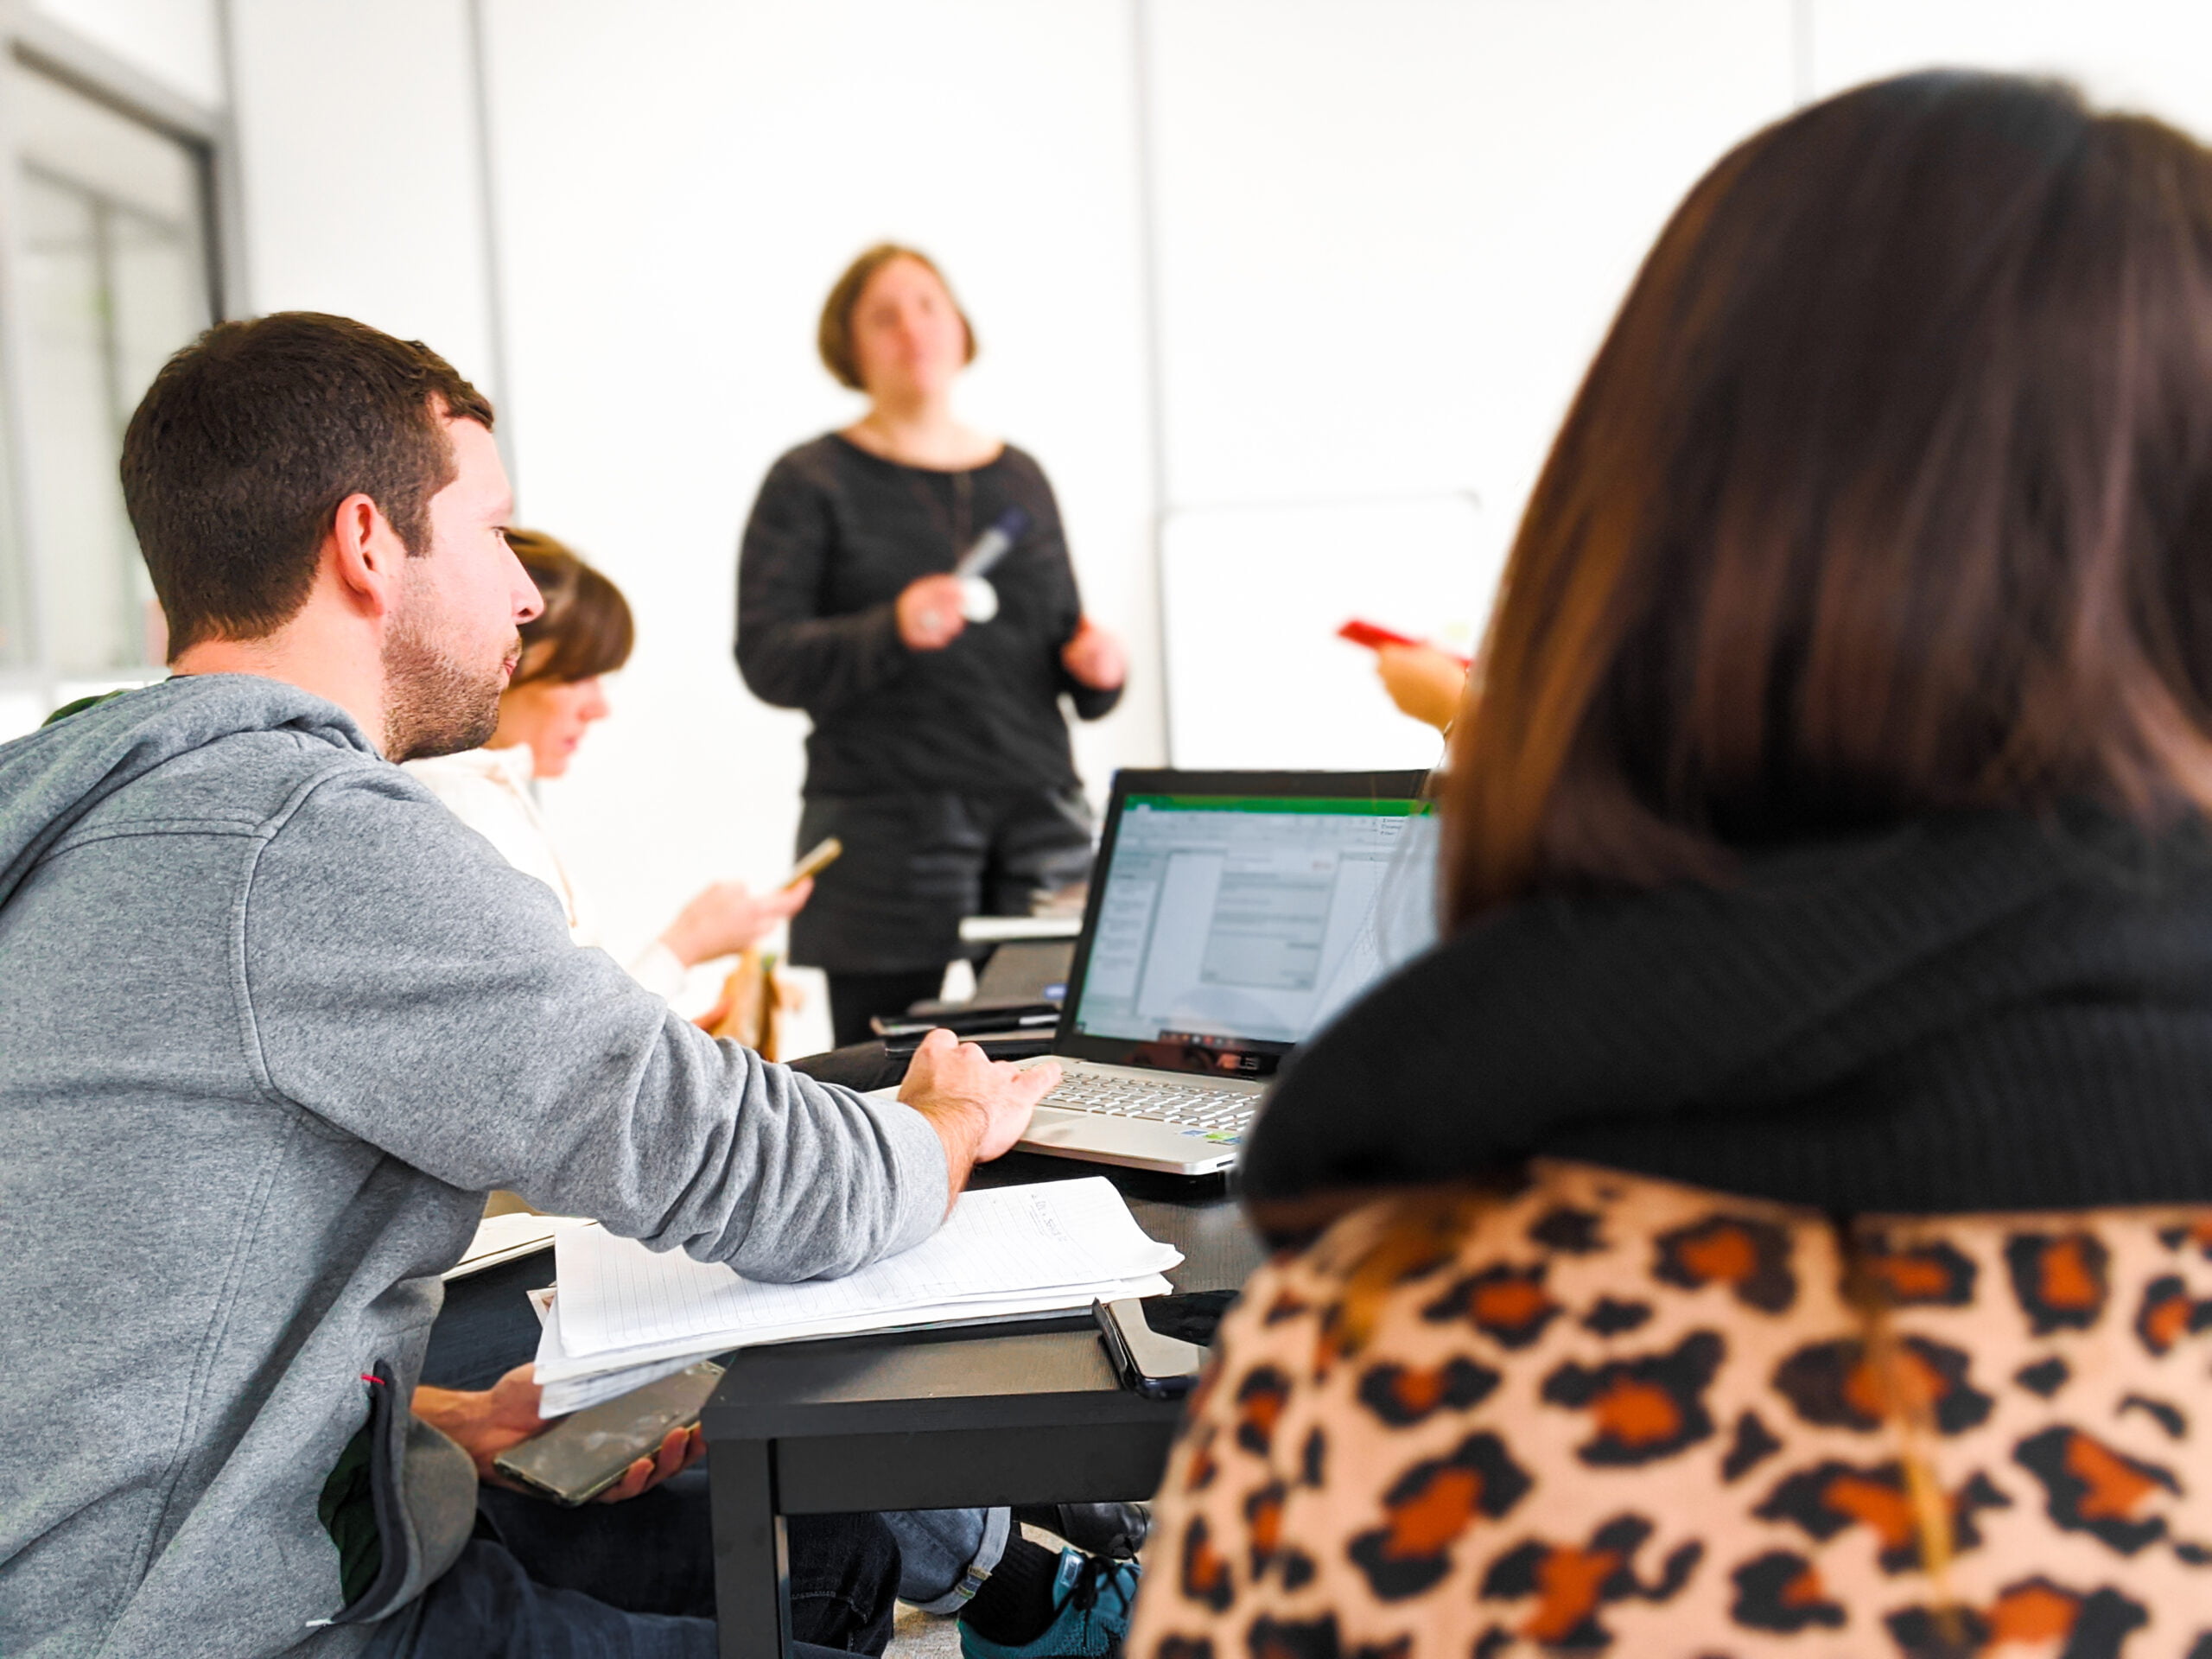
12, 65, 212, 674
0, 321, 22, 671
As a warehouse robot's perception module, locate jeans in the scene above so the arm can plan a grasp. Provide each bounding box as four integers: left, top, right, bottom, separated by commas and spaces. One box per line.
880, 1506, 1011, 1613
416, 1259, 1007, 1639
362, 1475, 897, 1658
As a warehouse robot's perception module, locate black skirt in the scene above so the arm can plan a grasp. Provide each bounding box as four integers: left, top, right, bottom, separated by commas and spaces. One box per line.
788, 788, 1094, 975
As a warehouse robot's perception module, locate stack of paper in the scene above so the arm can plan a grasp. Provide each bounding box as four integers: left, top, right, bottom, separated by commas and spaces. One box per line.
443, 1211, 589, 1281
532, 1178, 1180, 1414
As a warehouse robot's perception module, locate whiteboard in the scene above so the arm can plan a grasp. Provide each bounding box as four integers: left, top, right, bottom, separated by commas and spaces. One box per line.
1160, 493, 1499, 771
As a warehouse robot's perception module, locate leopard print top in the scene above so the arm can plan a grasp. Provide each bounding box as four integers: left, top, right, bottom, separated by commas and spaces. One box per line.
1129, 1160, 2212, 1657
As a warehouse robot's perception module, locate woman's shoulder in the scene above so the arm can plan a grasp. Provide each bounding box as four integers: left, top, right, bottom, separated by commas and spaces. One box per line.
763, 433, 855, 489
401, 747, 533, 822
401, 744, 513, 791
987, 441, 1049, 484
980, 443, 1062, 518
767, 429, 1017, 491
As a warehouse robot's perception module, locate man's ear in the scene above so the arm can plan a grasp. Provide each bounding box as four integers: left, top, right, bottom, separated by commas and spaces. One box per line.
324, 492, 407, 620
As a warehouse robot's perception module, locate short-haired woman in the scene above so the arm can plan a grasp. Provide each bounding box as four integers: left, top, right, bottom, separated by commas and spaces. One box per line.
1133, 72, 2212, 1652
738, 245, 1127, 1046
409, 530, 806, 995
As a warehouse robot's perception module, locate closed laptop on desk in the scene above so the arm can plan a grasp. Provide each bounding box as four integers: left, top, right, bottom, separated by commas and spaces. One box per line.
1014, 769, 1438, 1175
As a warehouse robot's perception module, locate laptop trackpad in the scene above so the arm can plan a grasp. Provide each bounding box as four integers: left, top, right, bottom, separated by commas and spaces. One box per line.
1019, 1105, 1238, 1164
1025, 1104, 1114, 1142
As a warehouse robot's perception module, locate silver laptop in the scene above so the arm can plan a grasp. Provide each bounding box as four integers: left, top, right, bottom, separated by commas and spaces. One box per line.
1013, 768, 1438, 1175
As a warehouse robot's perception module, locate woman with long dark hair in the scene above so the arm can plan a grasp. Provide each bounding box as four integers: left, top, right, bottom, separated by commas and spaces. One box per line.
1132, 73, 2212, 1652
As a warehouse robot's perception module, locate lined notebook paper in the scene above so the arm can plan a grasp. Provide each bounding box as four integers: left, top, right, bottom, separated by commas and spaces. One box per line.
555, 1177, 1181, 1360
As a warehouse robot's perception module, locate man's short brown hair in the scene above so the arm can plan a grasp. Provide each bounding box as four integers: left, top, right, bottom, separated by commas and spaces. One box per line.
817, 244, 976, 391
121, 312, 496, 659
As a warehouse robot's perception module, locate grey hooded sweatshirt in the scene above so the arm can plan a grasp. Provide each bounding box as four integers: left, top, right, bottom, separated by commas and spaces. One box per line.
0, 675, 949, 1657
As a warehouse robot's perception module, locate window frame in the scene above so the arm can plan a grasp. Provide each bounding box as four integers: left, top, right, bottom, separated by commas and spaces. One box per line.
0, 6, 234, 716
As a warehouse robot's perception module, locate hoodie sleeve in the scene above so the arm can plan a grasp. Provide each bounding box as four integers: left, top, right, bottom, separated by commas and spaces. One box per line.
235, 763, 948, 1281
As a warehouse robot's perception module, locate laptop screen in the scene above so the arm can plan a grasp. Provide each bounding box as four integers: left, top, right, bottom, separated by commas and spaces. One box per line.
1061, 773, 1438, 1077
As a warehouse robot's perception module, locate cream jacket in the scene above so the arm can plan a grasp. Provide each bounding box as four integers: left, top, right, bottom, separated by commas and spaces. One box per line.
404, 744, 688, 1001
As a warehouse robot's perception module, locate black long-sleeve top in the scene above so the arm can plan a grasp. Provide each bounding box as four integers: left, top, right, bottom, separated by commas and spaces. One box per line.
736, 435, 1121, 798
1245, 807, 2212, 1241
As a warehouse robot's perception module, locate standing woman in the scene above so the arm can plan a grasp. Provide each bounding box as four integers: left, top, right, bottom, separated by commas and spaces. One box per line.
738, 245, 1127, 1046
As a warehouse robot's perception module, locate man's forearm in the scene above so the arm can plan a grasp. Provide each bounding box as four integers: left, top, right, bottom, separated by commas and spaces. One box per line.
917, 1098, 986, 1210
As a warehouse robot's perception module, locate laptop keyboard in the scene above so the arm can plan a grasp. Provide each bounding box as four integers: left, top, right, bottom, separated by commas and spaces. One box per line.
1043, 1070, 1258, 1135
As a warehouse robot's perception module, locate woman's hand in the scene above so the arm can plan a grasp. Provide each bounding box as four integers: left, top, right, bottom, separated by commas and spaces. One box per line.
897, 575, 969, 651
415, 1364, 706, 1504
660, 878, 812, 969
1375, 642, 1471, 733
1060, 617, 1127, 691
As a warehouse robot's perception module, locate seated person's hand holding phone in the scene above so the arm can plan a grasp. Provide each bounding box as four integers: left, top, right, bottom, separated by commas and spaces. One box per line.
695, 840, 842, 1039
660, 877, 815, 973
414, 1363, 708, 1508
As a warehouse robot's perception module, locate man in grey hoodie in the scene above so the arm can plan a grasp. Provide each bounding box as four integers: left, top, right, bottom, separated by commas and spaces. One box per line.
0, 313, 1058, 1658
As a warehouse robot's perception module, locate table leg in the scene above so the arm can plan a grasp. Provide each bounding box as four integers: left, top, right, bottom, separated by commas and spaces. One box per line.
709, 1438, 791, 1659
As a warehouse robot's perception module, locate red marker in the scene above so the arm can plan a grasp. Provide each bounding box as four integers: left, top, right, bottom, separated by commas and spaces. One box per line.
1338, 618, 1471, 667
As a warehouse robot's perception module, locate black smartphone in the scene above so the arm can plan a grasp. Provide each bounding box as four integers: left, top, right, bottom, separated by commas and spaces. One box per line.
493, 1361, 723, 1506
1095, 1298, 1208, 1400
871, 1004, 1060, 1039
880, 1031, 1056, 1064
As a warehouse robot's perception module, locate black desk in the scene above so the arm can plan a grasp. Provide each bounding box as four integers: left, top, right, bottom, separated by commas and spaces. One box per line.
702, 1153, 1261, 1659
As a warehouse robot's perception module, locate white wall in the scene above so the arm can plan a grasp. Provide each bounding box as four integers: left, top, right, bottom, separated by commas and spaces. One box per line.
55, 0, 2212, 1009
1147, 0, 1793, 766
476, 0, 1800, 970
1808, 0, 2212, 126
226, 0, 499, 396
480, 0, 1160, 992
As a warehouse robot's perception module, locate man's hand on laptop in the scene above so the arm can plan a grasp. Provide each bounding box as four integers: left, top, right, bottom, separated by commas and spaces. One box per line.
899, 1028, 1060, 1198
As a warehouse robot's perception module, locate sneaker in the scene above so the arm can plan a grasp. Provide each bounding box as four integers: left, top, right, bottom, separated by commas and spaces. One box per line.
959, 1548, 1140, 1659
1012, 1501, 1150, 1560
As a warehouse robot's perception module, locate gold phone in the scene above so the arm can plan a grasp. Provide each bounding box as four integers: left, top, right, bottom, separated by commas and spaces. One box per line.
786, 836, 843, 887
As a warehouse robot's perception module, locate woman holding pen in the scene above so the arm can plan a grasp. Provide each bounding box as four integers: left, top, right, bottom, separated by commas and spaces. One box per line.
737, 244, 1127, 1046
